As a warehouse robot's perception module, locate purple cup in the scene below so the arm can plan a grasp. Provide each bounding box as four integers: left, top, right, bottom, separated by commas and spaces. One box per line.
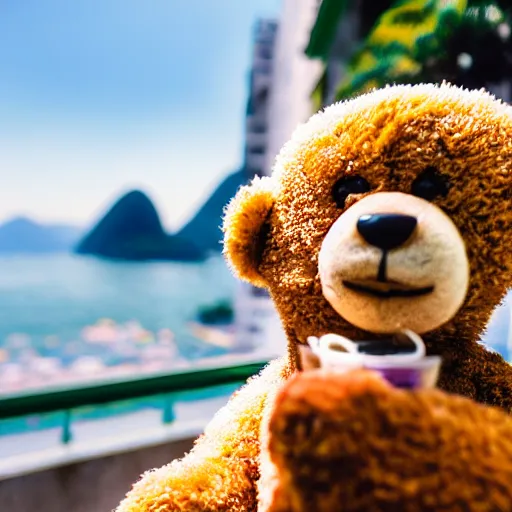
364, 356, 442, 389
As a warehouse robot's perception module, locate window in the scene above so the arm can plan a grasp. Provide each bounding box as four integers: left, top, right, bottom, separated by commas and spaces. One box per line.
251, 122, 267, 134
259, 46, 273, 60
256, 87, 269, 104
249, 145, 266, 155
254, 62, 272, 75
251, 287, 269, 298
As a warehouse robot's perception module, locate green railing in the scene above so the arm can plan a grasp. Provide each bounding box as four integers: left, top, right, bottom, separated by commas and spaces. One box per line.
0, 359, 269, 445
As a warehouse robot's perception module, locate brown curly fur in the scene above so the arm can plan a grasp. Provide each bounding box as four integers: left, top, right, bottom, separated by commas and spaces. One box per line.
266, 370, 512, 512
117, 83, 511, 512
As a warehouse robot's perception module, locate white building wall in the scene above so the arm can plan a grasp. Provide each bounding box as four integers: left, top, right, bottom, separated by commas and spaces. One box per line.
233, 19, 280, 355
256, 0, 323, 358
264, 0, 323, 177
234, 2, 323, 358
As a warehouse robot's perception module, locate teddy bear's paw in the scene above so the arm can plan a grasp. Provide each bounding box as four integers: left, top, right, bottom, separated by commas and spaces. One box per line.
266, 369, 512, 512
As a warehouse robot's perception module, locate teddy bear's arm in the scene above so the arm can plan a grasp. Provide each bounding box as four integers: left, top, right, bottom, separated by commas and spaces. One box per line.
265, 370, 512, 512
116, 357, 289, 512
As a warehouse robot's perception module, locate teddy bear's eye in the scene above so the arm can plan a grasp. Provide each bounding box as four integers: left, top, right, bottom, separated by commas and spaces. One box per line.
332, 176, 370, 208
411, 167, 449, 201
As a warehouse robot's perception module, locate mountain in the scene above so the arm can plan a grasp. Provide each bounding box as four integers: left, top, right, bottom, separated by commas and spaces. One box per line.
75, 190, 204, 262
75, 167, 250, 262
0, 217, 82, 253
176, 168, 250, 253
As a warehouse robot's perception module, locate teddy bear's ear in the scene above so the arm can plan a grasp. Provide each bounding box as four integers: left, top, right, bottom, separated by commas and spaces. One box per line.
223, 176, 275, 288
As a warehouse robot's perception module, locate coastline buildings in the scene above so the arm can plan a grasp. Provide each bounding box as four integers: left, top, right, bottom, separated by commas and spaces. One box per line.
244, 19, 277, 180
233, 2, 323, 356
232, 19, 283, 355
263, 0, 324, 172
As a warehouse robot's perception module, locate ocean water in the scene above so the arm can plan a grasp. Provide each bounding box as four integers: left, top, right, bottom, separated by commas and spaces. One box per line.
0, 253, 237, 361
0, 253, 509, 438
0, 253, 509, 361
0, 253, 509, 360
0, 254, 244, 437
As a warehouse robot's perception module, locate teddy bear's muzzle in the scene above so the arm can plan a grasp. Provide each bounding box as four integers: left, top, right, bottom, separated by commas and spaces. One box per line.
318, 192, 469, 335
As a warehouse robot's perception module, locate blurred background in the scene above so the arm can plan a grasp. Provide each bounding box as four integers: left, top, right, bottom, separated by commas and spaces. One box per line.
0, 1, 510, 510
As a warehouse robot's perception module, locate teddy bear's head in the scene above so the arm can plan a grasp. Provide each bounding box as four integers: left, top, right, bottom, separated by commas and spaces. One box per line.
224, 83, 511, 361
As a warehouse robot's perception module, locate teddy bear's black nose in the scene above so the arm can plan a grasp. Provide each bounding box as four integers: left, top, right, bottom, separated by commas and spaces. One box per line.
357, 214, 417, 251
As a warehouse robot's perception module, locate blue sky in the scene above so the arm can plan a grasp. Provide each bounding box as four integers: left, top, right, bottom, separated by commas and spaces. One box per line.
0, 0, 282, 230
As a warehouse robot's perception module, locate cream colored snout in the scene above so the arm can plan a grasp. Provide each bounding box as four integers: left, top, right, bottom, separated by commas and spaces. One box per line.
318, 192, 469, 334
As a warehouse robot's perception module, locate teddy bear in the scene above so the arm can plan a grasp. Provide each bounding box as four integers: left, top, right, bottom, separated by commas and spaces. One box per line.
116, 82, 512, 512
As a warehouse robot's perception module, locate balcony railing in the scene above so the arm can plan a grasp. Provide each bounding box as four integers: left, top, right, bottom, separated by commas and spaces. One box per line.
0, 359, 269, 446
